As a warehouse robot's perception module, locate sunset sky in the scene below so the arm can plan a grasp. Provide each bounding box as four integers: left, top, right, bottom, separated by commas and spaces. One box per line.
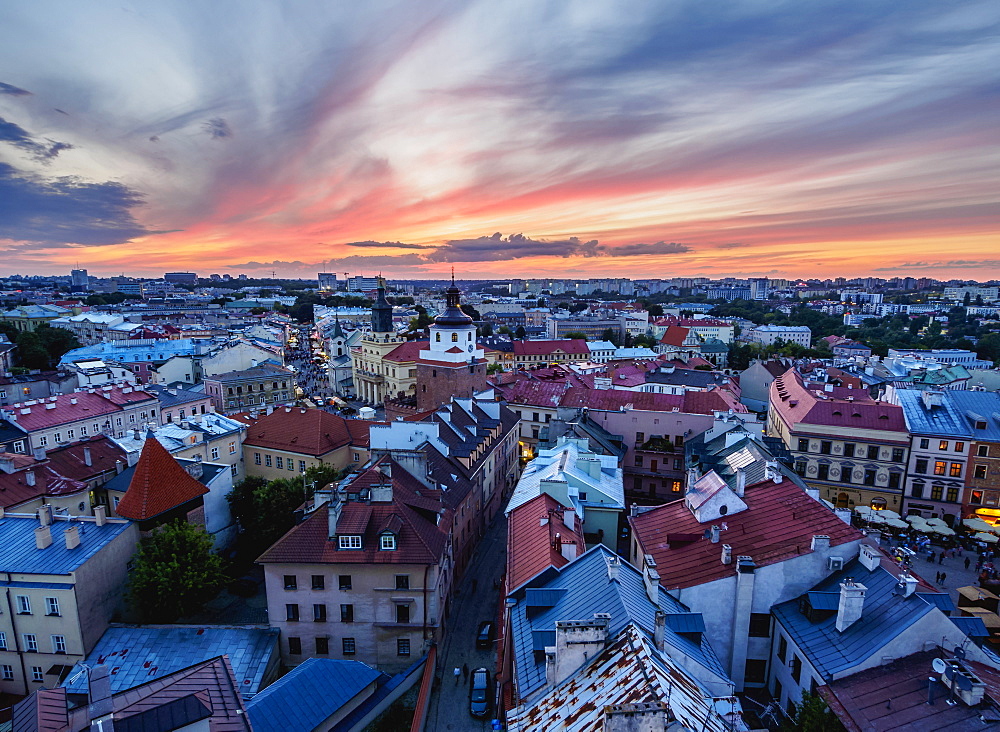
1, 1, 998, 281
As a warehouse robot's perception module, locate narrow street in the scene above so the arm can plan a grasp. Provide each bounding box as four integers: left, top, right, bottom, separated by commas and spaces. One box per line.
426, 510, 508, 731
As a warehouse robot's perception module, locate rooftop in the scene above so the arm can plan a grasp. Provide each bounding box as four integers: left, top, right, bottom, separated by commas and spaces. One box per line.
506, 493, 586, 592
114, 437, 209, 521
0, 514, 132, 576
242, 407, 373, 455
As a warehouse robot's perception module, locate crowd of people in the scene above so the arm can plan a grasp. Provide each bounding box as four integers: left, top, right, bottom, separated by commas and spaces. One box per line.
287, 328, 337, 406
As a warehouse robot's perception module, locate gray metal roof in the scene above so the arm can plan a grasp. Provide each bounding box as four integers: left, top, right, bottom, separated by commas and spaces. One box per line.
0, 515, 132, 576
947, 390, 1000, 441
896, 389, 972, 437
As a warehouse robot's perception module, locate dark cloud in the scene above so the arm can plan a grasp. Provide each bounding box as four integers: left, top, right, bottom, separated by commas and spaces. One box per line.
228, 253, 428, 271
0, 116, 74, 162
345, 240, 433, 249
605, 241, 691, 256
718, 242, 748, 249
874, 259, 1000, 271
0, 162, 154, 247
203, 117, 232, 139
0, 82, 30, 96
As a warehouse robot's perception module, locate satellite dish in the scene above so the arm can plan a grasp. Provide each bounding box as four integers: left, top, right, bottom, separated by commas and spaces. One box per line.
956, 675, 974, 691
932, 658, 947, 674
945, 666, 957, 681
955, 646, 967, 660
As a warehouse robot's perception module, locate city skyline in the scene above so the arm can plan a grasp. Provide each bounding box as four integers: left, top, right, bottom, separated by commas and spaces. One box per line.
1, 1, 998, 280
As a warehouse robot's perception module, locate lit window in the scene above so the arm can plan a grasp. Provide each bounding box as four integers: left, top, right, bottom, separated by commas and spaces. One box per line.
939, 440, 949, 451
229, 441, 237, 455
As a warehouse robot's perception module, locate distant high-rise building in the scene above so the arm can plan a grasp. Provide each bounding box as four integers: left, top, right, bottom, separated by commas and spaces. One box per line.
164, 272, 198, 285
70, 268, 89, 292
317, 272, 338, 291
347, 275, 379, 292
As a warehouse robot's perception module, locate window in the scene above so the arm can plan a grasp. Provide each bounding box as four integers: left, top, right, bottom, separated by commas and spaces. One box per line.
285, 604, 299, 621
229, 441, 237, 455
748, 613, 771, 637
976, 465, 988, 480
67, 429, 75, 439
51, 635, 66, 654
867, 446, 879, 460
931, 485, 943, 501
13, 441, 23, 453
820, 441, 831, 455
791, 655, 802, 683
265, 455, 272, 467
864, 469, 877, 487
313, 604, 327, 622
276, 456, 283, 469
777, 635, 787, 663
338, 535, 362, 550
397, 637, 411, 656
932, 461, 946, 476
634, 455, 644, 467
31, 666, 43, 683
24, 634, 38, 652
341, 604, 354, 623
797, 439, 809, 452
916, 458, 928, 474
339, 575, 352, 590
311, 575, 324, 590
0, 632, 5, 649
672, 480, 682, 492
950, 463, 962, 478
300, 460, 307, 472
396, 604, 410, 624
39, 436, 48, 447
380, 533, 397, 550
283, 575, 297, 590
919, 438, 929, 449
946, 487, 959, 503
939, 440, 949, 451
1, 665, 12, 680
817, 464, 829, 481
315, 637, 329, 655
955, 442, 965, 453
892, 448, 905, 463
912, 482, 925, 499
774, 679, 783, 704
887, 473, 901, 489
395, 575, 410, 590
210, 446, 219, 460
843, 443, 855, 458
288, 459, 294, 471
971, 490, 984, 505
16, 596, 30, 614
287, 637, 302, 655
231, 463, 238, 477
80, 426, 88, 436
979, 445, 990, 457
342, 637, 356, 655
794, 460, 806, 476
45, 597, 60, 616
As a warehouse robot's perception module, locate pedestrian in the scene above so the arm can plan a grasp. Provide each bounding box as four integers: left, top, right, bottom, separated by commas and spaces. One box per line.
928, 551, 935, 563
939, 553, 945, 565
966, 557, 972, 570
463, 663, 469, 679
941, 572, 947, 584
454, 667, 461, 684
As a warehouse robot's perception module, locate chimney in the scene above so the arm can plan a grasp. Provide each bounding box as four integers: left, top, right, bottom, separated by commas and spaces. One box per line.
643, 555, 660, 604
114, 459, 124, 475
710, 524, 720, 543
548, 616, 610, 687
94, 505, 107, 526
561, 538, 577, 561
921, 390, 945, 410
327, 491, 344, 538
835, 579, 867, 632
83, 446, 92, 467
811, 535, 831, 552
603, 702, 670, 732
606, 555, 621, 583
0, 456, 14, 474
765, 460, 782, 483
70, 397, 77, 404
735, 468, 746, 497
563, 508, 575, 528
859, 544, 881, 572
721, 544, 733, 564
898, 572, 918, 598
132, 428, 140, 440
653, 610, 666, 651
25, 470, 36, 487
32, 445, 46, 461
35, 524, 52, 549
64, 524, 81, 550
38, 504, 51, 525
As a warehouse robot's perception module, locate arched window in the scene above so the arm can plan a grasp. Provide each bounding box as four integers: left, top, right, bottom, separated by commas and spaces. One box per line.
467, 332, 472, 341
451, 332, 459, 342
435, 333, 441, 342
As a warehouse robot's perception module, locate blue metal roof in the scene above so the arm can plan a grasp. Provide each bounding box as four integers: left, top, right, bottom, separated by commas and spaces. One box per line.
896, 389, 972, 438
245, 658, 385, 732
62, 626, 279, 697
773, 559, 956, 680
947, 391, 1000, 440
0, 516, 132, 576
806, 591, 840, 611
951, 616, 989, 638
508, 545, 727, 701
663, 613, 707, 634
916, 592, 955, 613
60, 338, 205, 365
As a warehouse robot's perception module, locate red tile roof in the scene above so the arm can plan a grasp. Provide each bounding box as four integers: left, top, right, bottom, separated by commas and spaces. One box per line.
659, 325, 690, 347
243, 408, 373, 455
506, 494, 585, 592
384, 340, 427, 362
512, 339, 590, 356
631, 477, 862, 590
0, 456, 93, 509
258, 460, 449, 566
44, 436, 128, 484
6, 391, 121, 431
769, 370, 906, 433
115, 437, 209, 521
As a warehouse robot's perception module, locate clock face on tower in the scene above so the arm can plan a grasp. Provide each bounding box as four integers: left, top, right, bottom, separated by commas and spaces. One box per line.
468, 345, 474, 352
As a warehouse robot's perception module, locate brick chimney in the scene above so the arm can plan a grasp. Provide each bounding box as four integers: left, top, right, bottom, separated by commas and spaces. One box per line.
65, 524, 81, 550
603, 702, 670, 732
642, 555, 660, 604
653, 610, 666, 651
545, 615, 610, 687
35, 524, 52, 549
94, 505, 107, 526
836, 579, 867, 632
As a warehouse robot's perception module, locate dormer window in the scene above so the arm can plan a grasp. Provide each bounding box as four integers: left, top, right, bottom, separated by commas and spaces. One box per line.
380, 533, 397, 551
338, 535, 362, 550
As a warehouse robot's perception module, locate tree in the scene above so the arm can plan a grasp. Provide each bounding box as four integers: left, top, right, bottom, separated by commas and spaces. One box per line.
977, 333, 1000, 365
964, 291, 972, 306
565, 331, 588, 340
487, 362, 504, 374
600, 328, 620, 346
127, 521, 225, 622
498, 325, 512, 335
479, 322, 494, 337
460, 304, 481, 321
779, 693, 844, 732
568, 302, 588, 314
514, 325, 526, 339
646, 304, 664, 317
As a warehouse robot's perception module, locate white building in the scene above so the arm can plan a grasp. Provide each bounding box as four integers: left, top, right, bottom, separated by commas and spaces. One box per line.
747, 325, 812, 348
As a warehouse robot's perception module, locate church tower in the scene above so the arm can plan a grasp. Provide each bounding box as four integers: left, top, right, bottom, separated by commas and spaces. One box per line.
416, 275, 487, 411
352, 277, 406, 404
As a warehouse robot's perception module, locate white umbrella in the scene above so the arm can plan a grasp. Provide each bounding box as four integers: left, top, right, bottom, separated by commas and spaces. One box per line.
855, 506, 875, 517
866, 513, 886, 524
906, 515, 927, 525
925, 517, 948, 527
913, 524, 935, 533
885, 518, 909, 529
975, 532, 999, 543
965, 518, 995, 532
931, 526, 956, 536
879, 510, 901, 520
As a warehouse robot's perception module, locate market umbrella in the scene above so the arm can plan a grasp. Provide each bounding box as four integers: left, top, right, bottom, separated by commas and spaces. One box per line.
975, 532, 999, 543
913, 524, 935, 533
878, 510, 901, 520
885, 518, 909, 529
866, 513, 886, 524
932, 526, 956, 536
964, 518, 995, 532
855, 506, 876, 519
925, 517, 949, 528
906, 515, 927, 525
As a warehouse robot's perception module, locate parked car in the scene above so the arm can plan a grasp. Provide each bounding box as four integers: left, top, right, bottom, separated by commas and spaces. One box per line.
469, 667, 491, 718
476, 621, 495, 650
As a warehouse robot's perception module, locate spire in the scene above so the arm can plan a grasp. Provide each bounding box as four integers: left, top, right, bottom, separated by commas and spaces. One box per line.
331, 312, 345, 339
435, 277, 473, 327
371, 278, 393, 333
